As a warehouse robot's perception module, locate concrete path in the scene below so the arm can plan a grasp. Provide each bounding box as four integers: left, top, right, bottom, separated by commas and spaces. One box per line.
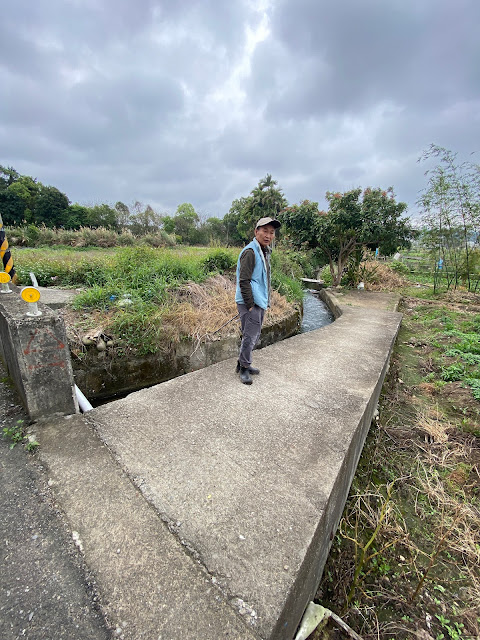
37, 286, 80, 309
6, 284, 80, 309
31, 290, 402, 640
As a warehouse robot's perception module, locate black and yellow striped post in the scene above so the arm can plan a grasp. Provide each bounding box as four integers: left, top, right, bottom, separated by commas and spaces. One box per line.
0, 213, 16, 283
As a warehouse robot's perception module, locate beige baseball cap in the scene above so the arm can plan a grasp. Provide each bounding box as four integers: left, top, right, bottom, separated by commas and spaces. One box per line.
255, 217, 281, 229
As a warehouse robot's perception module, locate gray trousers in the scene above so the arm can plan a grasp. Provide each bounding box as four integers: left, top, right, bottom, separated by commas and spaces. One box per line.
237, 303, 265, 368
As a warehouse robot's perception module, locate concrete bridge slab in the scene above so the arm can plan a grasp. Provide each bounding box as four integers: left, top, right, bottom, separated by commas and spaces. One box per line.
35, 291, 401, 640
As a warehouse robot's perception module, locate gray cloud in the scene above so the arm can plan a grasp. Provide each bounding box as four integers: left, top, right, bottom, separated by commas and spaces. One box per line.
1, 0, 479, 219
266, 0, 480, 115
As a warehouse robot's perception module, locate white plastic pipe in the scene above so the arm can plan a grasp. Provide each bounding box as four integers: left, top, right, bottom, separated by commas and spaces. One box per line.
29, 272, 39, 288
75, 384, 93, 412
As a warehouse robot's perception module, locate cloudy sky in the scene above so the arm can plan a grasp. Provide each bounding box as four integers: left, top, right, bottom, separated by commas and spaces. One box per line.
1, 0, 479, 221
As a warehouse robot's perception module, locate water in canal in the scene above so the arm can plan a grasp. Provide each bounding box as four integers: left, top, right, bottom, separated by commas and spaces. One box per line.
300, 290, 334, 333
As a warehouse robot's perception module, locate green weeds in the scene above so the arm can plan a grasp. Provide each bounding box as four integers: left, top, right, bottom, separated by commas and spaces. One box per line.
2, 419, 38, 452
315, 294, 480, 640
200, 248, 237, 273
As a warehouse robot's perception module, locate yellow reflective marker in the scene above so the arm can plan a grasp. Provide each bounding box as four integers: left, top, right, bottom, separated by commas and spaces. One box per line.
21, 286, 41, 303
0, 271, 11, 283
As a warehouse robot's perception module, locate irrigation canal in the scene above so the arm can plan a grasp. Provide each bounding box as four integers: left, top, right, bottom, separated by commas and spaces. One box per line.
300, 289, 334, 333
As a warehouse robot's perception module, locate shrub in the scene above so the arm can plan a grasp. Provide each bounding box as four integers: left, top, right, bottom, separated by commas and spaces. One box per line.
271, 271, 303, 302
201, 249, 237, 274
109, 302, 164, 355
79, 227, 118, 248
271, 250, 304, 281
319, 265, 333, 286
390, 260, 410, 275
141, 231, 176, 248
7, 225, 40, 246
117, 230, 136, 246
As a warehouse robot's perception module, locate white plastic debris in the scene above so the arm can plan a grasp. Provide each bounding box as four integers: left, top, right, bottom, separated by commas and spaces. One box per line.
118, 294, 133, 306
294, 602, 328, 640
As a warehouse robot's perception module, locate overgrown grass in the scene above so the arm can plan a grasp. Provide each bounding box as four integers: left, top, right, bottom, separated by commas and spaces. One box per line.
14, 245, 304, 355
315, 294, 480, 640
14, 246, 238, 291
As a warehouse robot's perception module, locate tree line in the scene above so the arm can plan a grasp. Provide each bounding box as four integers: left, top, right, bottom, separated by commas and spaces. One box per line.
3, 146, 477, 289
417, 145, 480, 292
0, 166, 410, 247
0, 164, 413, 284
0, 165, 222, 244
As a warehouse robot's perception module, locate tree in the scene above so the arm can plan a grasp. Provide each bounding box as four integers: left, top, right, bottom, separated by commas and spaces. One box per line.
418, 145, 480, 291
86, 204, 119, 229
0, 189, 26, 225
323, 187, 411, 285
237, 175, 287, 242
7, 176, 40, 222
279, 200, 323, 249
66, 204, 90, 229
62, 203, 89, 229
280, 188, 411, 285
33, 185, 70, 227
0, 165, 20, 189
172, 203, 200, 244
115, 201, 131, 229
162, 215, 175, 235
223, 197, 249, 246
130, 203, 162, 235
200, 217, 226, 244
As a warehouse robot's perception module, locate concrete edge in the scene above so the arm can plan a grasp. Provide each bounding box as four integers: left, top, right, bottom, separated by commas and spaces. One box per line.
273, 310, 402, 638
318, 288, 344, 319
85, 302, 404, 639
0, 294, 78, 419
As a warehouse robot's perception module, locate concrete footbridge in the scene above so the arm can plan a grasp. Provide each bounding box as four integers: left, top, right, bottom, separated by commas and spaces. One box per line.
0, 287, 401, 640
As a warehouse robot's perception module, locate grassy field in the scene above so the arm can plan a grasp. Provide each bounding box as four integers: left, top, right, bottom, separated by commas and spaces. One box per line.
314, 270, 480, 640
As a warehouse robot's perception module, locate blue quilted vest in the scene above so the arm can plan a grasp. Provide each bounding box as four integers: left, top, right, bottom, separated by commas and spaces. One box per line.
235, 239, 269, 309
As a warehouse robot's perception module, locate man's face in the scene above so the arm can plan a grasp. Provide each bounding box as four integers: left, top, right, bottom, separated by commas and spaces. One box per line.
255, 223, 276, 247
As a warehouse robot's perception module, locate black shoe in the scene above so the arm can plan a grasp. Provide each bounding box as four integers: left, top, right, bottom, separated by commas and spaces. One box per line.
236, 360, 260, 375
239, 366, 253, 385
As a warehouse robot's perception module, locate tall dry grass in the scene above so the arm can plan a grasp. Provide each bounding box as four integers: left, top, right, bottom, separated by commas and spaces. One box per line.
161, 275, 294, 343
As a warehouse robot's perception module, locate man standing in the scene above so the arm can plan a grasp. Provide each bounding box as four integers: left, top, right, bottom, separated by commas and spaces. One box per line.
235, 217, 281, 385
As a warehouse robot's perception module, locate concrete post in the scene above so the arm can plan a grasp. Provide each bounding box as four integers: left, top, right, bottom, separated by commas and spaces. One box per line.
0, 292, 78, 419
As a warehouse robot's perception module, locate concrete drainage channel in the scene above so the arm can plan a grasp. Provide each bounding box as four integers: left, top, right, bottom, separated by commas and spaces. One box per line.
75, 304, 303, 403
0, 284, 402, 639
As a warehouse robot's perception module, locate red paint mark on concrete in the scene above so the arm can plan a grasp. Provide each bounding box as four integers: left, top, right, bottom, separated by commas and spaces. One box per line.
24, 328, 65, 355
27, 361, 66, 371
